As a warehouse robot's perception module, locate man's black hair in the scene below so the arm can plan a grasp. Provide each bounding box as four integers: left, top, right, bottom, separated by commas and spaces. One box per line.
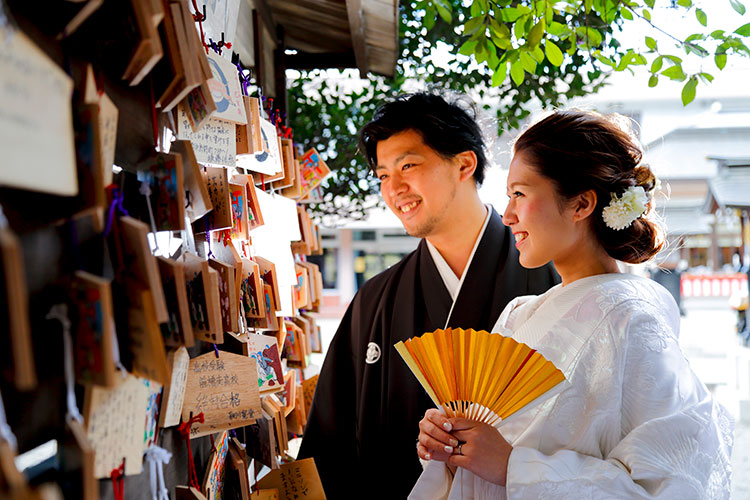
358, 92, 488, 186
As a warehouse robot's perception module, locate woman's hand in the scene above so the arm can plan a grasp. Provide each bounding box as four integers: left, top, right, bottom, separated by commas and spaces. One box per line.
417, 409, 460, 463
447, 418, 513, 486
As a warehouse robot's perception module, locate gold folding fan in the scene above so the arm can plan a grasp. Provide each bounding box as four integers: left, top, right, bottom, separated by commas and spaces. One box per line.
395, 328, 565, 426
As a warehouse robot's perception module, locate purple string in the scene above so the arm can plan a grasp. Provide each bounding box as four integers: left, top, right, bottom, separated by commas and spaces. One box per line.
212, 343, 220, 358
205, 219, 215, 258
235, 62, 249, 96
103, 188, 130, 238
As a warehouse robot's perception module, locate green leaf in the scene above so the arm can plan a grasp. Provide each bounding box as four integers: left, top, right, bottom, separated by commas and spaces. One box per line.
575, 27, 603, 47
621, 8, 633, 20
696, 9, 707, 27
499, 7, 523, 22
463, 16, 485, 37
531, 45, 545, 62
715, 52, 727, 69
662, 65, 687, 81
514, 18, 527, 40
644, 0, 655, 7
650, 55, 664, 73
681, 77, 698, 105
730, 0, 746, 15
547, 21, 569, 37
710, 30, 726, 39
736, 23, 750, 37
492, 62, 508, 86
664, 55, 683, 65
545, 40, 564, 66
520, 51, 537, 72
470, 1, 482, 18
594, 53, 615, 67
645, 36, 657, 50
435, 1, 452, 23
685, 43, 709, 57
676, 0, 692, 7
648, 74, 659, 87
643, 9, 651, 21
585, 0, 593, 12
698, 72, 714, 83
527, 20, 545, 47
458, 40, 478, 56
510, 59, 525, 86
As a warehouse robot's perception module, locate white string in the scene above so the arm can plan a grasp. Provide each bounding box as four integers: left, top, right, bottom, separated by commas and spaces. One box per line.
110, 318, 127, 379
0, 389, 17, 451
139, 181, 162, 255
46, 304, 84, 424
144, 445, 172, 500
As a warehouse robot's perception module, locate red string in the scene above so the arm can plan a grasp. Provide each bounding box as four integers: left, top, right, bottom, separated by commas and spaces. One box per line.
110, 461, 125, 500
191, 0, 208, 52
178, 413, 205, 490
260, 174, 266, 192
149, 76, 159, 149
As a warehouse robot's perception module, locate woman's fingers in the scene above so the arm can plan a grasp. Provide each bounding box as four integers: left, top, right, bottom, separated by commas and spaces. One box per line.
418, 429, 456, 458
419, 412, 459, 448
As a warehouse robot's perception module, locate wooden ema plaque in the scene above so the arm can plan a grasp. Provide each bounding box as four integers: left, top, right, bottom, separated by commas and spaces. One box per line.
182, 253, 222, 343
182, 351, 261, 438
229, 181, 251, 241
157, 256, 195, 348
84, 375, 150, 478
125, 286, 170, 385
202, 167, 232, 231
202, 430, 228, 500
240, 259, 265, 320
137, 152, 186, 231
159, 346, 189, 428
117, 216, 169, 322
209, 258, 239, 332
170, 140, 212, 222
256, 458, 326, 500
0, 226, 36, 389
70, 271, 118, 387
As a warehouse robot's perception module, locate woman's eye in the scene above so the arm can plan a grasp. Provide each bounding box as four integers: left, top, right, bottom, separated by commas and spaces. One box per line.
402, 163, 414, 170
513, 191, 524, 198
378, 174, 388, 181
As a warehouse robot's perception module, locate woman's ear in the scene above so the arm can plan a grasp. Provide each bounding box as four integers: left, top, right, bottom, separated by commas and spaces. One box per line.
572, 189, 598, 222
455, 151, 478, 183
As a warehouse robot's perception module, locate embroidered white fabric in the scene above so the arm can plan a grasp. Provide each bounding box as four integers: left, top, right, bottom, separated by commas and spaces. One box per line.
409, 274, 733, 500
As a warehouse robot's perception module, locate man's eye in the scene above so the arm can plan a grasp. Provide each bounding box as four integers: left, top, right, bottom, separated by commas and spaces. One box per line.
402, 163, 414, 170
513, 191, 524, 198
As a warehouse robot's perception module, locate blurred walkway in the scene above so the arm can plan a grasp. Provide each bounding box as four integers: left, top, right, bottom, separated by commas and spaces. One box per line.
677, 297, 750, 499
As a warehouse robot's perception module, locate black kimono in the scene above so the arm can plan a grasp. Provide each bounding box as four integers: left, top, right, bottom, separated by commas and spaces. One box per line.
298, 209, 559, 499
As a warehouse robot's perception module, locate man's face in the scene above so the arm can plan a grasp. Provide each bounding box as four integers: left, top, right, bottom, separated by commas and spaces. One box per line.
374, 129, 459, 238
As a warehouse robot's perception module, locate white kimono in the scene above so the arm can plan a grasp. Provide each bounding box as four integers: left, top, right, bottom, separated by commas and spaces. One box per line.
409, 274, 733, 500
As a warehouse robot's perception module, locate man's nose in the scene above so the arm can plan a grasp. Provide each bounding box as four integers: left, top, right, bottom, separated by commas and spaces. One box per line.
388, 172, 408, 198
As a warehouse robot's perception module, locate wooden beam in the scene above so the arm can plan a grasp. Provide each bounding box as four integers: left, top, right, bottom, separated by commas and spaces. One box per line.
252, 0, 276, 35
345, 0, 369, 78
285, 51, 357, 71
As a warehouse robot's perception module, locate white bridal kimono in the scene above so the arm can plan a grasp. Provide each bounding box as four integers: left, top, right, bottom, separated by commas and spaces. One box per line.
409, 274, 733, 500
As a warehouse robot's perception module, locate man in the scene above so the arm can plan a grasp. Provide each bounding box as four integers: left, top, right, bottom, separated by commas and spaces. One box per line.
298, 93, 559, 499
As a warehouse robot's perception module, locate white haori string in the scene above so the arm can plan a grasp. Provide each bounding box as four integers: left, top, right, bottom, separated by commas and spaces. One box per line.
0, 389, 17, 451
139, 181, 162, 255
144, 445, 172, 500
46, 304, 84, 424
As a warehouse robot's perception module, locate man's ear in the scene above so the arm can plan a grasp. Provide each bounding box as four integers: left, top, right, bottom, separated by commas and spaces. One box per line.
455, 151, 478, 182
572, 190, 598, 221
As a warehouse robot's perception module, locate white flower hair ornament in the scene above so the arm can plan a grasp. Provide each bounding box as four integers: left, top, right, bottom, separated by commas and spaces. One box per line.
602, 185, 650, 230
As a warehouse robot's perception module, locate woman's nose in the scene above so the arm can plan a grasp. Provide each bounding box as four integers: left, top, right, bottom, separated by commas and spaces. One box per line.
502, 203, 516, 225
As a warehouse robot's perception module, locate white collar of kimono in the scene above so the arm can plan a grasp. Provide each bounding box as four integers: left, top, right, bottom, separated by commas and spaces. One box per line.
425, 204, 492, 328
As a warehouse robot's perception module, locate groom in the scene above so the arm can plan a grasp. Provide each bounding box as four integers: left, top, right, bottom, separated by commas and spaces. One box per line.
298, 93, 559, 499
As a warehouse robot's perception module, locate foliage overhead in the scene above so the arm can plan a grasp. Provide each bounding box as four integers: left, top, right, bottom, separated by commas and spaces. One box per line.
289, 0, 749, 221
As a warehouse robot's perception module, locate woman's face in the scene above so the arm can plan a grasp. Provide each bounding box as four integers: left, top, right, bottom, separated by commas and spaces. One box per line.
502, 153, 581, 269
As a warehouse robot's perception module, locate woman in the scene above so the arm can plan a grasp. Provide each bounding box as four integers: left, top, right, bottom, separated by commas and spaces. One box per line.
411, 110, 733, 499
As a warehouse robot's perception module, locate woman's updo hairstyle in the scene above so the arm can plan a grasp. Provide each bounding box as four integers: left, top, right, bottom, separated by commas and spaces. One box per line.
513, 110, 664, 264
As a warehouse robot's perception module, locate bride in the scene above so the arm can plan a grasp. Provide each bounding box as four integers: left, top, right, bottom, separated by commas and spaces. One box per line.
411, 110, 733, 499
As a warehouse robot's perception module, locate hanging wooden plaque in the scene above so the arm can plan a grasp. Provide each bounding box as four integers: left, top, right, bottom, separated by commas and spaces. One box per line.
181, 351, 261, 438
137, 152, 186, 231
159, 346, 189, 428
70, 271, 118, 387
170, 140, 212, 222
157, 256, 195, 348
209, 259, 238, 333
